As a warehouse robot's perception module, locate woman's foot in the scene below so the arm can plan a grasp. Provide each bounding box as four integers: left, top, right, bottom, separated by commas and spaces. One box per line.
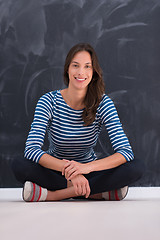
88, 193, 103, 200
102, 186, 129, 201
89, 186, 128, 201
22, 181, 48, 202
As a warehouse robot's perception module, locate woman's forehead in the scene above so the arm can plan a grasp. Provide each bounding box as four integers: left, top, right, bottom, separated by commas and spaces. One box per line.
71, 51, 92, 63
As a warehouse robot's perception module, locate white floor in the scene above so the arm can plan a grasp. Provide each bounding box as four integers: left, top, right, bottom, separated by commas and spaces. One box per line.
0, 187, 160, 240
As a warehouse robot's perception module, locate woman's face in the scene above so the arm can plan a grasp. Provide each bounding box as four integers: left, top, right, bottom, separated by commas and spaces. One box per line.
68, 51, 93, 91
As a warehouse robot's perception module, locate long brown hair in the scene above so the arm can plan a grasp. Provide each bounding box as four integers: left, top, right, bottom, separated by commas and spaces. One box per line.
63, 43, 105, 126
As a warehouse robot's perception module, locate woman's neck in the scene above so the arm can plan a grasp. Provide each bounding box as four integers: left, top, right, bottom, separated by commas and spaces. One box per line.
61, 87, 87, 110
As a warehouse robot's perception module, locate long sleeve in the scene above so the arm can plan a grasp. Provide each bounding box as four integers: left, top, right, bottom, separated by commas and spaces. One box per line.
24, 91, 56, 163
99, 95, 134, 161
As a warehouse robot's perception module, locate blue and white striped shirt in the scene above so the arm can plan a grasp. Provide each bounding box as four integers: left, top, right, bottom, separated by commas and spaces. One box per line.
24, 90, 134, 163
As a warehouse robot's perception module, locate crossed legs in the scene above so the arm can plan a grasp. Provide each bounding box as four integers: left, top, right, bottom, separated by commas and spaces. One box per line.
11, 157, 145, 201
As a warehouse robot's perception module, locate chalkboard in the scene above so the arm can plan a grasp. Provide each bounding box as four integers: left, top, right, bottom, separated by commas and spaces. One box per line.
0, 0, 160, 187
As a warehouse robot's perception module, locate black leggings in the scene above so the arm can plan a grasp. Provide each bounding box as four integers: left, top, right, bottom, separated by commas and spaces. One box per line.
11, 157, 145, 195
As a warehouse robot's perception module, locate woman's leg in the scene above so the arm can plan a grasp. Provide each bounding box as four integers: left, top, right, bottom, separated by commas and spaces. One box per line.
11, 157, 81, 201
46, 185, 78, 201
85, 158, 145, 195
11, 157, 67, 191
11, 157, 145, 201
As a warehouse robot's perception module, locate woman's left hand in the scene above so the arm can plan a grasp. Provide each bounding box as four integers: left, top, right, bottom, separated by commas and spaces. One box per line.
62, 160, 91, 180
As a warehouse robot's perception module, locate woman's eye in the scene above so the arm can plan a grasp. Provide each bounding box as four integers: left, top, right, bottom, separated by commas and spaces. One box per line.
73, 64, 78, 67
85, 65, 92, 68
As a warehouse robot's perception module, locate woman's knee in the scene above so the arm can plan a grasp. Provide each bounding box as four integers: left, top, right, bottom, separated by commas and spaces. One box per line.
126, 158, 146, 181
11, 157, 34, 184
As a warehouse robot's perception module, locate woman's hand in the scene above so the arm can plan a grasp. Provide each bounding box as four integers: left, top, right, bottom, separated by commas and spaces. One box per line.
62, 160, 91, 180
70, 174, 91, 198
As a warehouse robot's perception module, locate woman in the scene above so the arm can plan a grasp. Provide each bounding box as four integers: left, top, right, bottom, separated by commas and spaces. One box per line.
12, 43, 144, 202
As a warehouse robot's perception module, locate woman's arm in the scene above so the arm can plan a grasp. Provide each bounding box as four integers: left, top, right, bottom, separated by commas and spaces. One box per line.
87, 152, 126, 172
62, 153, 126, 180
39, 153, 91, 198
24, 91, 68, 172
24, 92, 56, 163
100, 95, 134, 161
39, 153, 66, 172
63, 95, 133, 180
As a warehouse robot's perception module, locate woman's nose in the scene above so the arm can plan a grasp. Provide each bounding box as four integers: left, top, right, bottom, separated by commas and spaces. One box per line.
77, 67, 84, 75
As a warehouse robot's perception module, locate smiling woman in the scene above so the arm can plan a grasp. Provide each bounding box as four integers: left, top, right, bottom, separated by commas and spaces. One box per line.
11, 43, 145, 202
68, 51, 93, 87
61, 51, 94, 110
63, 43, 105, 126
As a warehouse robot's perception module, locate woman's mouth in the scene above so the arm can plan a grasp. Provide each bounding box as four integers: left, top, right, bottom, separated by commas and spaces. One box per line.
75, 77, 86, 81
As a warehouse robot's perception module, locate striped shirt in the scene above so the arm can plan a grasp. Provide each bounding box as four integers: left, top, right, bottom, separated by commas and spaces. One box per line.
24, 90, 134, 163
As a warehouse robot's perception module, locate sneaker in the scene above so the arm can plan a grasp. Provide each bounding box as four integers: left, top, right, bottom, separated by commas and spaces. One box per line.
102, 186, 128, 201
22, 181, 48, 202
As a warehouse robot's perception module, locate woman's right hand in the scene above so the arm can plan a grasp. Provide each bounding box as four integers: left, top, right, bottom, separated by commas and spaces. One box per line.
71, 174, 91, 198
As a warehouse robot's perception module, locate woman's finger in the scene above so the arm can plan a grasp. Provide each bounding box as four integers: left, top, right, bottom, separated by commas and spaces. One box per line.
77, 183, 83, 196
67, 167, 79, 179
85, 182, 91, 198
67, 166, 81, 180
64, 165, 75, 179
68, 169, 80, 180
74, 184, 78, 195
64, 163, 79, 178
62, 162, 70, 175
62, 159, 73, 175
81, 183, 87, 196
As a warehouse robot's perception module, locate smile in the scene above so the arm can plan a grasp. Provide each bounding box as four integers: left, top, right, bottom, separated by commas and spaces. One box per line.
75, 77, 86, 81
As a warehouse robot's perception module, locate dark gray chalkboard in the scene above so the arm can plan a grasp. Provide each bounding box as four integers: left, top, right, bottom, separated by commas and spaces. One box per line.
0, 0, 160, 187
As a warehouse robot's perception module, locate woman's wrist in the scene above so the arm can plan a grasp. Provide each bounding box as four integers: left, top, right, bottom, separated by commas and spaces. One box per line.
86, 161, 95, 174
39, 153, 66, 172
